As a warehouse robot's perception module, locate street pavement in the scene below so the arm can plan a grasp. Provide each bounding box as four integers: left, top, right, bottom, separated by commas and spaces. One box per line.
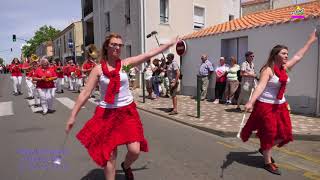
0, 74, 319, 180
132, 89, 320, 141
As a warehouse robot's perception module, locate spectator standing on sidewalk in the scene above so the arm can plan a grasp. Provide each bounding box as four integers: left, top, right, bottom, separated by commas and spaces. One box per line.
235, 51, 257, 111
151, 58, 161, 99
224, 56, 240, 104
214, 57, 229, 104
241, 30, 317, 175
144, 59, 154, 99
167, 53, 180, 115
198, 54, 214, 100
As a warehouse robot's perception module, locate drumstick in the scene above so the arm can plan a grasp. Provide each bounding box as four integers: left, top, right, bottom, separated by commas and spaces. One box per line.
236, 87, 254, 139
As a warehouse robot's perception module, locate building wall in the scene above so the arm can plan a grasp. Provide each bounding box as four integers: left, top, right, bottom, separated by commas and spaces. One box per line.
242, 1, 270, 16
183, 19, 319, 115
272, 0, 315, 9
52, 22, 84, 64
242, 0, 315, 16
145, 0, 240, 60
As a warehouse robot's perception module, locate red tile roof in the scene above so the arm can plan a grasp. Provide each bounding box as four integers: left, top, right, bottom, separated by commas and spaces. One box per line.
183, 1, 320, 40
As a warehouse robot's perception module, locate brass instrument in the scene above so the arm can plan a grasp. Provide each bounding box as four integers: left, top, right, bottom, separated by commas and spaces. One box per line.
87, 44, 99, 59
71, 72, 76, 79
56, 67, 62, 73
31, 54, 39, 63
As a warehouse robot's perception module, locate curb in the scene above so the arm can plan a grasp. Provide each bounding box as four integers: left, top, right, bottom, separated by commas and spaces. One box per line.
136, 106, 320, 142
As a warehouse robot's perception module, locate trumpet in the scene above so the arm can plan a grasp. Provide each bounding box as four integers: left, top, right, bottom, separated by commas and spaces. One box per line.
71, 72, 76, 78
31, 54, 39, 63
56, 67, 62, 73
88, 44, 99, 59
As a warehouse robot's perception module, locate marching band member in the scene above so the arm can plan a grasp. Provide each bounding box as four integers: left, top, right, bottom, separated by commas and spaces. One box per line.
68, 60, 76, 91
65, 33, 178, 180
55, 60, 64, 93
31, 60, 41, 107
74, 64, 83, 93
50, 60, 57, 98
33, 57, 57, 115
63, 60, 70, 89
82, 55, 97, 97
23, 58, 34, 99
10, 58, 23, 96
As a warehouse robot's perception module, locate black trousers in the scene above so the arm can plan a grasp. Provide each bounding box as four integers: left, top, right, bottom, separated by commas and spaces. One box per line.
215, 82, 226, 100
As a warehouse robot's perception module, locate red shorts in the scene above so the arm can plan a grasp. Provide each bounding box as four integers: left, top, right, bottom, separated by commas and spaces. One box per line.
240, 101, 293, 150
76, 102, 148, 167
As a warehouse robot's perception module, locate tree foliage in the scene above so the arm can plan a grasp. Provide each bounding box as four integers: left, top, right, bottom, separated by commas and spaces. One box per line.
22, 25, 60, 57
0, 57, 4, 65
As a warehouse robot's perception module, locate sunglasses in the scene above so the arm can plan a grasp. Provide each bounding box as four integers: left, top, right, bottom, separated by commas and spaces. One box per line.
109, 43, 124, 48
249, 55, 254, 58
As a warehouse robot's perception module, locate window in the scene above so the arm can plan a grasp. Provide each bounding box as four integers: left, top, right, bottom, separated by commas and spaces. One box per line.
126, 45, 131, 58
69, 31, 72, 39
105, 12, 110, 32
125, 0, 131, 24
160, 0, 169, 23
193, 6, 205, 29
63, 35, 66, 53
229, 14, 234, 21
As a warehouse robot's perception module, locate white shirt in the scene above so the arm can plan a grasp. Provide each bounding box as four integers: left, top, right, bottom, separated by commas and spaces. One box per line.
258, 75, 290, 104
99, 70, 133, 108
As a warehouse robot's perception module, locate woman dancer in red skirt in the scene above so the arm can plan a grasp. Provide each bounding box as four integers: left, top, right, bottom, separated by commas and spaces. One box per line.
240, 30, 317, 175
66, 33, 178, 180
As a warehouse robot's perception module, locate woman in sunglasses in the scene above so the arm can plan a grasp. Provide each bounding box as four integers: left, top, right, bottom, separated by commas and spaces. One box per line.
66, 33, 179, 180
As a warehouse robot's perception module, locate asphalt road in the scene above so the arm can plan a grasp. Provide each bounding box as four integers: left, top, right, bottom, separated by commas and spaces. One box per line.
0, 74, 316, 180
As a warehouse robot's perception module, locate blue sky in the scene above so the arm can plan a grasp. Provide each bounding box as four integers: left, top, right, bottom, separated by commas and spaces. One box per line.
0, 0, 81, 64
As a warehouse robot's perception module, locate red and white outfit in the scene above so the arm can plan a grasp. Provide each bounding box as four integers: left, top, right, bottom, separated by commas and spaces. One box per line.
25, 66, 34, 98
241, 67, 292, 150
10, 64, 23, 94
82, 60, 95, 80
76, 60, 148, 167
68, 65, 76, 91
56, 65, 64, 92
34, 67, 57, 114
63, 65, 70, 88
74, 66, 83, 92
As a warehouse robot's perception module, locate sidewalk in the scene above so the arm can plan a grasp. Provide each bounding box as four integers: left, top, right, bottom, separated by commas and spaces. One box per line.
132, 89, 320, 141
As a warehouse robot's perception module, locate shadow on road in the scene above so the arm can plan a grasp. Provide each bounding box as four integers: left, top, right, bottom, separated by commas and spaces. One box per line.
80, 168, 125, 180
81, 165, 149, 180
220, 151, 263, 178
224, 108, 243, 113
155, 107, 173, 113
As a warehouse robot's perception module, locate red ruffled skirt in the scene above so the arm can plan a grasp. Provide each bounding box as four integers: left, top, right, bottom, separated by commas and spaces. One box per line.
240, 101, 293, 150
76, 102, 149, 167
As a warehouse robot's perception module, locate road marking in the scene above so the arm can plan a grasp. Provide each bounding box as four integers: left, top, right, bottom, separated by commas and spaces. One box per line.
0, 101, 14, 116
88, 98, 100, 105
217, 141, 237, 149
249, 139, 320, 165
56, 97, 84, 109
26, 99, 42, 113
277, 163, 300, 171
304, 172, 320, 180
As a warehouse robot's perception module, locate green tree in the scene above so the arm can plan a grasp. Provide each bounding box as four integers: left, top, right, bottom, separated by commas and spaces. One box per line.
0, 57, 4, 65
22, 25, 60, 57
